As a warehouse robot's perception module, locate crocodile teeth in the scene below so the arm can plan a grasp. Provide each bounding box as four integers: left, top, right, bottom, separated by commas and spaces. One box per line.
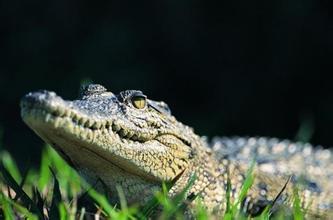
45, 113, 52, 122
83, 120, 89, 127
87, 129, 93, 141
84, 119, 94, 128
92, 121, 102, 129
55, 108, 65, 117
112, 123, 121, 132
69, 111, 75, 118
61, 111, 143, 142
54, 117, 61, 127
79, 117, 87, 125
114, 132, 120, 139
63, 110, 71, 117
73, 114, 79, 123
138, 135, 146, 142
131, 134, 139, 141
125, 131, 133, 139
105, 120, 112, 129
100, 121, 106, 129
119, 128, 127, 137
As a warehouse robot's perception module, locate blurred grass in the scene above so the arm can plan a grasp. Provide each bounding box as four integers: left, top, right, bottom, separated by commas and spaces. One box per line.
0, 145, 201, 219
0, 125, 3, 151
0, 144, 306, 219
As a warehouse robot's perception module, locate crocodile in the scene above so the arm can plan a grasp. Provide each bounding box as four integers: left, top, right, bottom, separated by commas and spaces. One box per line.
20, 84, 333, 218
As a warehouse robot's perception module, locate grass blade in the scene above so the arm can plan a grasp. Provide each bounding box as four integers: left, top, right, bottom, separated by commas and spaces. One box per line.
0, 162, 44, 219
49, 168, 62, 220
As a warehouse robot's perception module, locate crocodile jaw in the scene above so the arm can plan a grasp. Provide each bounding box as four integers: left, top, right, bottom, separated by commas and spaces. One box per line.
20, 89, 195, 191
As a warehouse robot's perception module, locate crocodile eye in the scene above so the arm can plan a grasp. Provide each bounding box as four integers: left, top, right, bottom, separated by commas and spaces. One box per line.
131, 95, 147, 109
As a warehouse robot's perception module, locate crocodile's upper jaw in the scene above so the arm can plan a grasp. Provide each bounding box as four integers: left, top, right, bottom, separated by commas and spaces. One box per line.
20, 85, 201, 203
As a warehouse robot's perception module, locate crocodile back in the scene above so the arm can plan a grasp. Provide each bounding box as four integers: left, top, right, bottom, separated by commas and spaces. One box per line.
211, 137, 333, 216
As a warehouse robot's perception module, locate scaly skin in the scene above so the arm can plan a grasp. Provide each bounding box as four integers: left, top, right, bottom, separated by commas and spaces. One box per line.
20, 84, 333, 218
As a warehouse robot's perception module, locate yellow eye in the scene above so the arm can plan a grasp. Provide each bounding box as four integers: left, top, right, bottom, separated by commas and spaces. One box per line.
131, 96, 146, 109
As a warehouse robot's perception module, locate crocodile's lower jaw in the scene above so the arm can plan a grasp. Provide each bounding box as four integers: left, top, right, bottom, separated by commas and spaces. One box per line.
21, 102, 164, 181
21, 107, 164, 204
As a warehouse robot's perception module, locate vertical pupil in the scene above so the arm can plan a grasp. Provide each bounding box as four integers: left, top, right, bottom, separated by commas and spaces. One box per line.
133, 97, 145, 108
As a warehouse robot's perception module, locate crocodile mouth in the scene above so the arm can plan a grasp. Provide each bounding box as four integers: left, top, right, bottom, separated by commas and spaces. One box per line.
20, 91, 191, 182
22, 104, 147, 143
21, 93, 154, 143
21, 91, 192, 146
21, 98, 188, 146
21, 100, 157, 181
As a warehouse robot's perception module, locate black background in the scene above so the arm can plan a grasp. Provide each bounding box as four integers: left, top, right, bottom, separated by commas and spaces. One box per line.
0, 0, 332, 169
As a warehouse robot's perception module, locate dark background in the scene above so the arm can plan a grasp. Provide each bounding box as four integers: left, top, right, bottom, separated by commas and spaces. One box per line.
0, 0, 332, 169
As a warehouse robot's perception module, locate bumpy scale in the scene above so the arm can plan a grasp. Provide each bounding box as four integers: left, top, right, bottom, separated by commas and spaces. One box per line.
20, 84, 333, 218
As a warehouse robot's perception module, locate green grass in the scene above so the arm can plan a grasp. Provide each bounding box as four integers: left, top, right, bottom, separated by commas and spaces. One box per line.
0, 145, 306, 219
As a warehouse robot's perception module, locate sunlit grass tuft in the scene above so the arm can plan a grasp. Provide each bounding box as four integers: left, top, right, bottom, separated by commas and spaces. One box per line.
0, 145, 307, 219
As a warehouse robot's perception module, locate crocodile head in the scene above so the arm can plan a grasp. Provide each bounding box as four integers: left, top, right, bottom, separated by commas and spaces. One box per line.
20, 84, 203, 203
